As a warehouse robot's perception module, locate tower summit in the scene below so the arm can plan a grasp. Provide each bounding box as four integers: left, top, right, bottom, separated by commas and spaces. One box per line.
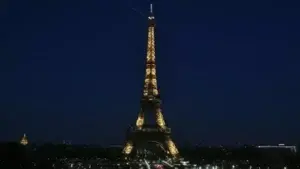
122, 4, 180, 160
150, 3, 153, 14
148, 3, 155, 26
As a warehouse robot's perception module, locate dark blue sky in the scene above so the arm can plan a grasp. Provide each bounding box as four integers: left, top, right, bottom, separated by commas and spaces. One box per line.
1, 0, 300, 146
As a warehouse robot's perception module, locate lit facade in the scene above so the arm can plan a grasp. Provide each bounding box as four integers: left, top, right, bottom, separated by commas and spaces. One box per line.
257, 144, 297, 153
20, 133, 28, 146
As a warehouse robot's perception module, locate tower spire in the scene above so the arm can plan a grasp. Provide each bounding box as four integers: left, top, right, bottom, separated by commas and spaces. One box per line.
150, 3, 153, 14
148, 3, 155, 25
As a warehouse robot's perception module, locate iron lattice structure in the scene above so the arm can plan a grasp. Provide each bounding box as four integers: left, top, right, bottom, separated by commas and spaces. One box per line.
122, 4, 180, 160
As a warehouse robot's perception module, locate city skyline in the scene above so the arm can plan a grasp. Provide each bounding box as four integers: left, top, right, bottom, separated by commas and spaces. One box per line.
1, 0, 300, 145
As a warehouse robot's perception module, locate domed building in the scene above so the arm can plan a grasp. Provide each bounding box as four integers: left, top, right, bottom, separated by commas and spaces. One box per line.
20, 133, 28, 146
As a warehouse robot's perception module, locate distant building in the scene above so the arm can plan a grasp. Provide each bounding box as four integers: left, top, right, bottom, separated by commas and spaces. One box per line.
63, 140, 72, 145
20, 133, 28, 146
257, 144, 297, 153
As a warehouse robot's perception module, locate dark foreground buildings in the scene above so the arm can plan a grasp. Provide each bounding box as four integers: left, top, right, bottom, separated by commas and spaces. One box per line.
0, 142, 300, 169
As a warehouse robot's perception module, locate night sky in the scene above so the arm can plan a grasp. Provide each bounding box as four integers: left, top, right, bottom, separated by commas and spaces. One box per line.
1, 0, 300, 146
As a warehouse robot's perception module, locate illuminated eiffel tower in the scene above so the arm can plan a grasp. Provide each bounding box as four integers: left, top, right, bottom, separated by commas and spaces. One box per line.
122, 4, 180, 160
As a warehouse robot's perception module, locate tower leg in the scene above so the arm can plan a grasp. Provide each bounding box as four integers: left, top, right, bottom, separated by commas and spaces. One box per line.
135, 109, 144, 129
165, 138, 179, 158
155, 108, 166, 129
122, 141, 134, 156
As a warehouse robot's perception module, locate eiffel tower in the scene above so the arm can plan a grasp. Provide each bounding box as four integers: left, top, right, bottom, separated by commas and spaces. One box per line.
122, 4, 180, 160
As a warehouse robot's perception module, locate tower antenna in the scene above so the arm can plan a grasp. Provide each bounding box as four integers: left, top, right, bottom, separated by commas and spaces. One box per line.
150, 3, 153, 13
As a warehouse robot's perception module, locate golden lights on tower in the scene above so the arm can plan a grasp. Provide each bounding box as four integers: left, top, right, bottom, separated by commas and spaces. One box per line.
166, 138, 179, 157
123, 3, 180, 159
156, 108, 166, 128
123, 141, 133, 155
143, 12, 158, 98
136, 109, 144, 129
